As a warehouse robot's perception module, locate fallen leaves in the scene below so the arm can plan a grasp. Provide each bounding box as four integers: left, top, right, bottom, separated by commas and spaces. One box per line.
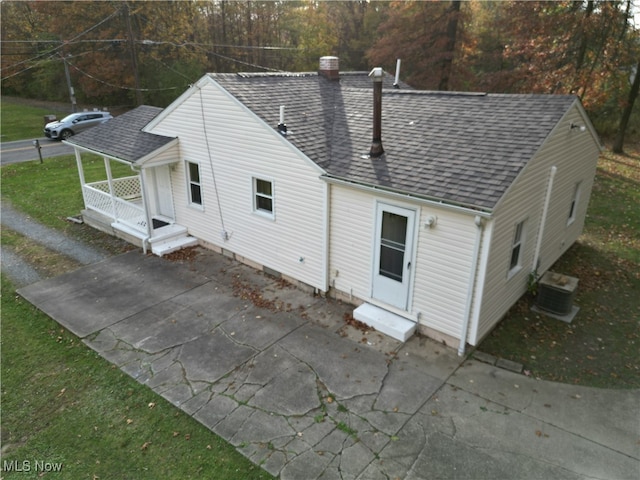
231, 278, 295, 313
343, 313, 372, 333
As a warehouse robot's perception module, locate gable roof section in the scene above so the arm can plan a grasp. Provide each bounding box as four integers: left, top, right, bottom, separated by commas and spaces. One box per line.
66, 105, 176, 164
211, 72, 578, 211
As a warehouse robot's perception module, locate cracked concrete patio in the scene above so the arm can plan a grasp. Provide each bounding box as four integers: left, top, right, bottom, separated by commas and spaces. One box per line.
17, 248, 640, 479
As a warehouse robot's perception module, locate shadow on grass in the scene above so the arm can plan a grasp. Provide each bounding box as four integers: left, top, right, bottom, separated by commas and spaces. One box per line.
479, 241, 639, 389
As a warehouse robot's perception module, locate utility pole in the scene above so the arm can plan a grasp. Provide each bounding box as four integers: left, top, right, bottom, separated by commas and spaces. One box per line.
124, 2, 143, 106
61, 54, 77, 112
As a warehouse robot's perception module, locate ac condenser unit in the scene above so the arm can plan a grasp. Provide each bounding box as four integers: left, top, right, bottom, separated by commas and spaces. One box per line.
536, 272, 579, 316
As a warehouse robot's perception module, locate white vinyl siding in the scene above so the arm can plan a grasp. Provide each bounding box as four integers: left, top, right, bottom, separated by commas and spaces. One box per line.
328, 187, 374, 302
329, 185, 480, 341
147, 78, 326, 290
411, 208, 480, 340
473, 105, 600, 344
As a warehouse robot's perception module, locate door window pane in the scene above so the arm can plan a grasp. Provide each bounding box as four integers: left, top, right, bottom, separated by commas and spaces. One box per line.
379, 212, 407, 281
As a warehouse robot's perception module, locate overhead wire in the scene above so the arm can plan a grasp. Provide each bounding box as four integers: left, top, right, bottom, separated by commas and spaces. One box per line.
197, 85, 227, 238
0, 6, 122, 74
65, 57, 180, 92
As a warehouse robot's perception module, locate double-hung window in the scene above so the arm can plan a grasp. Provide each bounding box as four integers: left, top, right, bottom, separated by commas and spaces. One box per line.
509, 220, 525, 276
186, 161, 202, 207
253, 177, 274, 219
567, 182, 581, 225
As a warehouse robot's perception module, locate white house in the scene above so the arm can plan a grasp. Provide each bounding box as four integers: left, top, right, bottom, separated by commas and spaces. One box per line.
66, 57, 602, 352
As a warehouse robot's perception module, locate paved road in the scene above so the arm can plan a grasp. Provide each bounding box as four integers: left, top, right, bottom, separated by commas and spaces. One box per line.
1, 138, 74, 165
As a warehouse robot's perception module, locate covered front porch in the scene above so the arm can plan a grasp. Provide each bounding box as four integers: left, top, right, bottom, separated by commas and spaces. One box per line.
75, 153, 195, 256
65, 105, 197, 255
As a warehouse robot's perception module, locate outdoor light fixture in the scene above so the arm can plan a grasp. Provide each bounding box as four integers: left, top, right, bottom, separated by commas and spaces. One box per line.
570, 123, 586, 132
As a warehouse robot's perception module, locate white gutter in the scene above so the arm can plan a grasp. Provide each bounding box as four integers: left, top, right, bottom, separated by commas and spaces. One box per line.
458, 215, 484, 356
533, 165, 557, 272
322, 175, 492, 219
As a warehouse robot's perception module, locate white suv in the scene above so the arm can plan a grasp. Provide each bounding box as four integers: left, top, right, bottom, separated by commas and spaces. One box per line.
44, 111, 112, 140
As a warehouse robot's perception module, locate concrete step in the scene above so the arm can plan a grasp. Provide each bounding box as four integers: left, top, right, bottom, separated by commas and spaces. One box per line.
353, 303, 417, 342
151, 235, 198, 257
149, 224, 188, 243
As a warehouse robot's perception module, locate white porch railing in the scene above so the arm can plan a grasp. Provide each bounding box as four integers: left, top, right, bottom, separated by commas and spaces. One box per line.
83, 175, 147, 234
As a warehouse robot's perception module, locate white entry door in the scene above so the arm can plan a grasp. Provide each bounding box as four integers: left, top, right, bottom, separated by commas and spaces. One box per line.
154, 165, 174, 219
371, 203, 416, 310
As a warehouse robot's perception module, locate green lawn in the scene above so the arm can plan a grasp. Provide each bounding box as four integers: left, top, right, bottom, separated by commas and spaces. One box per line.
1, 99, 67, 141
0, 277, 272, 479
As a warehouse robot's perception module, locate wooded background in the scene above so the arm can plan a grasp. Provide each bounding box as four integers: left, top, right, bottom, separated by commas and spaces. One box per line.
1, 0, 638, 151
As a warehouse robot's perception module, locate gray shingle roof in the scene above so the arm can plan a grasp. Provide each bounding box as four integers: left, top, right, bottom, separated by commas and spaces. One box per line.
66, 105, 175, 163
211, 72, 576, 210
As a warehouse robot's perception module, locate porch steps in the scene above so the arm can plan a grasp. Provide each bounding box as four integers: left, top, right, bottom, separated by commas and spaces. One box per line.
353, 303, 417, 342
149, 224, 198, 257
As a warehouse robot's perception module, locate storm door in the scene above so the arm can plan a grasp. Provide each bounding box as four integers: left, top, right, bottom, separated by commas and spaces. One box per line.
371, 203, 416, 310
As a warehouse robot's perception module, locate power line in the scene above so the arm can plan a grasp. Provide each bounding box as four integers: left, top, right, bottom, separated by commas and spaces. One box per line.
0, 7, 122, 73
66, 58, 180, 92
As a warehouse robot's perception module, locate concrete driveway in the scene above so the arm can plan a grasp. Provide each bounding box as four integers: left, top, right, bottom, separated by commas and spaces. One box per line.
17, 248, 640, 479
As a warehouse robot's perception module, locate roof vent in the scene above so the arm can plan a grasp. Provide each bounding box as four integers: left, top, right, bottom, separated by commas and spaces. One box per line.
278, 106, 287, 135
393, 59, 401, 89
319, 56, 339, 80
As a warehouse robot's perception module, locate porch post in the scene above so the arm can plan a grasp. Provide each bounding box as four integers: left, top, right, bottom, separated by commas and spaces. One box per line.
74, 149, 88, 207
104, 157, 117, 220
138, 167, 153, 239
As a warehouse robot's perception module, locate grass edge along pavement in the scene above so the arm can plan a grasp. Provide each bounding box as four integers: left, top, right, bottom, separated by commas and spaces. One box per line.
1, 271, 274, 480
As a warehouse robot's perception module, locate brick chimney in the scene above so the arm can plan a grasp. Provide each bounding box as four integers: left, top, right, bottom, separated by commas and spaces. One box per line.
319, 56, 339, 80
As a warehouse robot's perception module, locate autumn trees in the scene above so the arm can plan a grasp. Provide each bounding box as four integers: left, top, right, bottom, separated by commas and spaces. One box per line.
1, 1, 638, 148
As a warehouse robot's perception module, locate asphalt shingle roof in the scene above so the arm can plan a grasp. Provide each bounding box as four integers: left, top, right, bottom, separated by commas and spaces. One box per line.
67, 105, 174, 163
211, 72, 577, 210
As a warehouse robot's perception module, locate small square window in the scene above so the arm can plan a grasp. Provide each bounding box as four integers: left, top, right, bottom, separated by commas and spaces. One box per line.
186, 161, 202, 206
253, 178, 274, 218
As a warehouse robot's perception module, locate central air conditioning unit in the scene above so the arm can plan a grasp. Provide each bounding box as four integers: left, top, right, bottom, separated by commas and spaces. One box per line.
536, 271, 579, 315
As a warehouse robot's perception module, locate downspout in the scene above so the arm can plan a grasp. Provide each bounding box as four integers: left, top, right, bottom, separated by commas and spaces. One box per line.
533, 166, 557, 272
321, 181, 330, 293
458, 215, 484, 356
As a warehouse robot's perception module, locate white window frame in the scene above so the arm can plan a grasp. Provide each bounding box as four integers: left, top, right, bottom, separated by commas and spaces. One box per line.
186, 160, 203, 209
567, 181, 582, 225
508, 219, 526, 278
252, 176, 275, 219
